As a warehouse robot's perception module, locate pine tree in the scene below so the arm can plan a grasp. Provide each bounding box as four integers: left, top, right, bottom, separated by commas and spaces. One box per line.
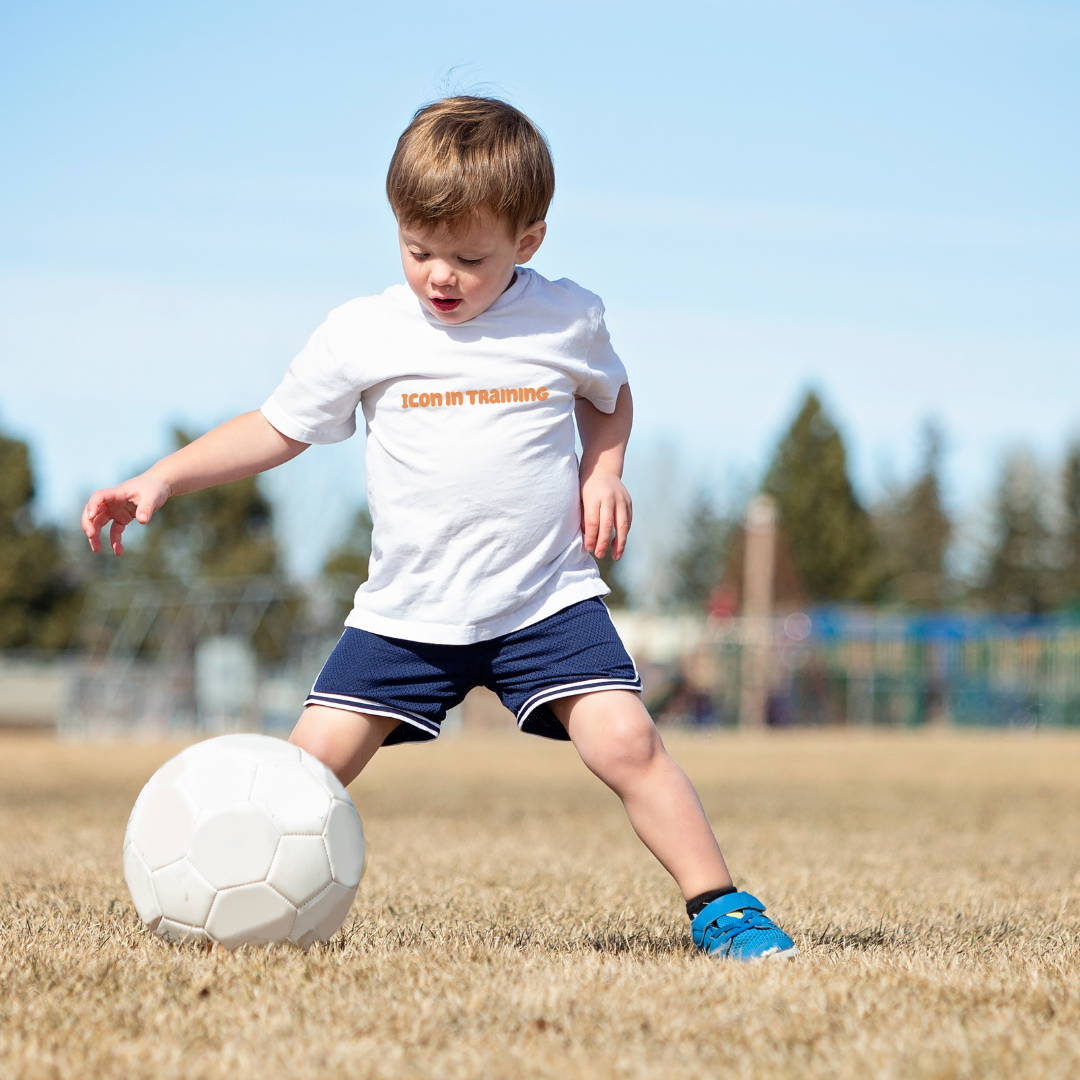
1056, 444, 1080, 608
873, 422, 953, 606
668, 493, 729, 609
762, 392, 876, 601
981, 450, 1053, 613
322, 507, 372, 583
317, 506, 373, 628
0, 431, 82, 648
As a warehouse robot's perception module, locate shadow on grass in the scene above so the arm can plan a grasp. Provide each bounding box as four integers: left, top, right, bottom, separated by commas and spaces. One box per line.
337, 915, 692, 958
807, 917, 1080, 959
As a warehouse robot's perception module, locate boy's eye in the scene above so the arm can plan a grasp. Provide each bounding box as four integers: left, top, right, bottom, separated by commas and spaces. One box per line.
458, 257, 484, 266
409, 250, 430, 261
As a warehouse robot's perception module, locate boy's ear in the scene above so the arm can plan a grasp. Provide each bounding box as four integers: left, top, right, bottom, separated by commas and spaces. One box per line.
515, 221, 546, 264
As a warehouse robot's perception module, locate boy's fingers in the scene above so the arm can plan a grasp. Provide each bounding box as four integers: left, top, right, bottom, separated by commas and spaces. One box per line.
82, 497, 103, 539
582, 500, 600, 553
109, 518, 127, 557
82, 495, 118, 551
594, 498, 615, 559
84, 489, 119, 534
81, 505, 99, 546
81, 484, 155, 555
135, 496, 155, 525
613, 497, 631, 560
88, 487, 120, 517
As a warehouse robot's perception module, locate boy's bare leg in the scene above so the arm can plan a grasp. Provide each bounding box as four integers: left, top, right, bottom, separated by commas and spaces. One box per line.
549, 690, 733, 901
288, 705, 400, 787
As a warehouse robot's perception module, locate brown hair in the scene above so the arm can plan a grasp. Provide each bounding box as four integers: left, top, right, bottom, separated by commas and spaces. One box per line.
386, 96, 554, 235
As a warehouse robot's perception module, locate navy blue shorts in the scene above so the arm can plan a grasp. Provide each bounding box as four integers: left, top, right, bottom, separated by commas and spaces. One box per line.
305, 598, 641, 745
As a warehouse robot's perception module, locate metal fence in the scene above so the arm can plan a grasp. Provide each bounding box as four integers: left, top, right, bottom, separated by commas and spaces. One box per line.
646, 610, 1080, 729
6, 586, 1080, 735
54, 575, 347, 738
57, 652, 331, 739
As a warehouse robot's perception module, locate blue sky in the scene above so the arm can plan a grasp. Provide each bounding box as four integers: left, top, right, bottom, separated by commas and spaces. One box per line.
1, 0, 1078, 577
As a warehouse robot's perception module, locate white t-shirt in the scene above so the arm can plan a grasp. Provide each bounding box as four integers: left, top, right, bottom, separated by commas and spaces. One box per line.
261, 267, 628, 645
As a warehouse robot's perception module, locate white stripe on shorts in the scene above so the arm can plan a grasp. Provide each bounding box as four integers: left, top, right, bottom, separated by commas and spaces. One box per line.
304, 691, 441, 739
516, 676, 643, 728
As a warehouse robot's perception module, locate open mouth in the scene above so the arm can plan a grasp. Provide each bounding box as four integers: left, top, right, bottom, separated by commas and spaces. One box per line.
430, 297, 462, 313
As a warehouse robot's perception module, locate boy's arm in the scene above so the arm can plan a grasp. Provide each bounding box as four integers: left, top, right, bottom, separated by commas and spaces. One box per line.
81, 410, 307, 556
575, 383, 633, 561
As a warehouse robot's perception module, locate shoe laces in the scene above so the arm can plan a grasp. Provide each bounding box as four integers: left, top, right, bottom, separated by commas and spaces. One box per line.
699, 908, 780, 954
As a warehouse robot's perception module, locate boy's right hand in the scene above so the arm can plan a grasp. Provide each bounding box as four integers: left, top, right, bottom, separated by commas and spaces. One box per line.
82, 471, 170, 556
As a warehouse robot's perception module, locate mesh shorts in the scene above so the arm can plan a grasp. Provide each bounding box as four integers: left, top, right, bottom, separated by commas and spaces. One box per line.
306, 598, 641, 745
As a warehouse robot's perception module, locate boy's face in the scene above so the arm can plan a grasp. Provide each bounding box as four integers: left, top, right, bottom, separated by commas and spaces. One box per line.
398, 210, 546, 325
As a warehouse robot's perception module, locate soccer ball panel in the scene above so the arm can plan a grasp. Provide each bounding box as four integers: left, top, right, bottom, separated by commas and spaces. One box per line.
214, 733, 300, 764
251, 761, 330, 835
151, 859, 216, 929
123, 845, 161, 929
298, 752, 350, 802
205, 883, 297, 949
124, 786, 150, 852
324, 799, 365, 888
266, 835, 333, 908
155, 754, 189, 785
314, 881, 357, 941
132, 782, 196, 871
289, 881, 356, 949
157, 918, 207, 945
175, 751, 257, 810
188, 803, 280, 890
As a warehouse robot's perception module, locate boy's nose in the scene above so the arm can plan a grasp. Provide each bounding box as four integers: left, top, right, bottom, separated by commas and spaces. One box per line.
429, 262, 456, 287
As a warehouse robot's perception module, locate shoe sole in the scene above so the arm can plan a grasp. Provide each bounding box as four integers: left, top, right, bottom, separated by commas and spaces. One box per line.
765, 945, 800, 961
704, 944, 800, 961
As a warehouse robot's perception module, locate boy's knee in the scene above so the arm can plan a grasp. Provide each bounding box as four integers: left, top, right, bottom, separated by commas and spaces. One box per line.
587, 709, 662, 778
288, 714, 336, 768
288, 705, 356, 774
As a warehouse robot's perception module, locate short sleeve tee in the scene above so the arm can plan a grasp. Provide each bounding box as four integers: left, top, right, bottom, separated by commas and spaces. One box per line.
261, 268, 628, 645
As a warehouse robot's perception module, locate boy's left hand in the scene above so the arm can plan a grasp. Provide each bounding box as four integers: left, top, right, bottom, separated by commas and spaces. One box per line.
581, 470, 632, 561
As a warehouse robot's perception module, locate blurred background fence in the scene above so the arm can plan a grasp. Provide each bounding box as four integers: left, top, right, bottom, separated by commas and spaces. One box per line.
53, 574, 347, 738
2, 582, 1077, 737
629, 609, 1080, 731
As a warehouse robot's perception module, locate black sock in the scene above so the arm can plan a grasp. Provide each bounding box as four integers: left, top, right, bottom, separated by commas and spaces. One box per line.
686, 885, 738, 920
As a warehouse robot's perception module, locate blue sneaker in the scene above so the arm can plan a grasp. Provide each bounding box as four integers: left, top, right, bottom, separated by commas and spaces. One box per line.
691, 891, 799, 961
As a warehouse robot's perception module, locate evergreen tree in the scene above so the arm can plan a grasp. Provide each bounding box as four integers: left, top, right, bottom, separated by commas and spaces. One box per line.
139, 429, 280, 580
0, 431, 82, 649
319, 506, 373, 628
762, 392, 876, 601
981, 450, 1053, 613
873, 422, 954, 606
322, 506, 372, 583
1055, 444, 1080, 608
669, 492, 729, 609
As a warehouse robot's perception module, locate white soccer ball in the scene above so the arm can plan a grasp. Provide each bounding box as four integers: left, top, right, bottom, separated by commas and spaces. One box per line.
122, 734, 365, 950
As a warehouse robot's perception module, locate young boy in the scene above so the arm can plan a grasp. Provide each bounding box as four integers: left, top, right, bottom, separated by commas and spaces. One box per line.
81, 96, 796, 961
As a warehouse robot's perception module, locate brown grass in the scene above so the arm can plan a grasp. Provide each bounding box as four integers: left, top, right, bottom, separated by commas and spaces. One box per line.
2, 729, 1080, 1078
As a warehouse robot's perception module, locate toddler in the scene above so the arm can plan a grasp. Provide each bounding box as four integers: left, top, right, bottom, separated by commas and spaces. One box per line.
82, 96, 796, 961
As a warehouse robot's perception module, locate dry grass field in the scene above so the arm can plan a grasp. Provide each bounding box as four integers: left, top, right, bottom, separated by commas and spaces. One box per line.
2, 728, 1080, 1079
